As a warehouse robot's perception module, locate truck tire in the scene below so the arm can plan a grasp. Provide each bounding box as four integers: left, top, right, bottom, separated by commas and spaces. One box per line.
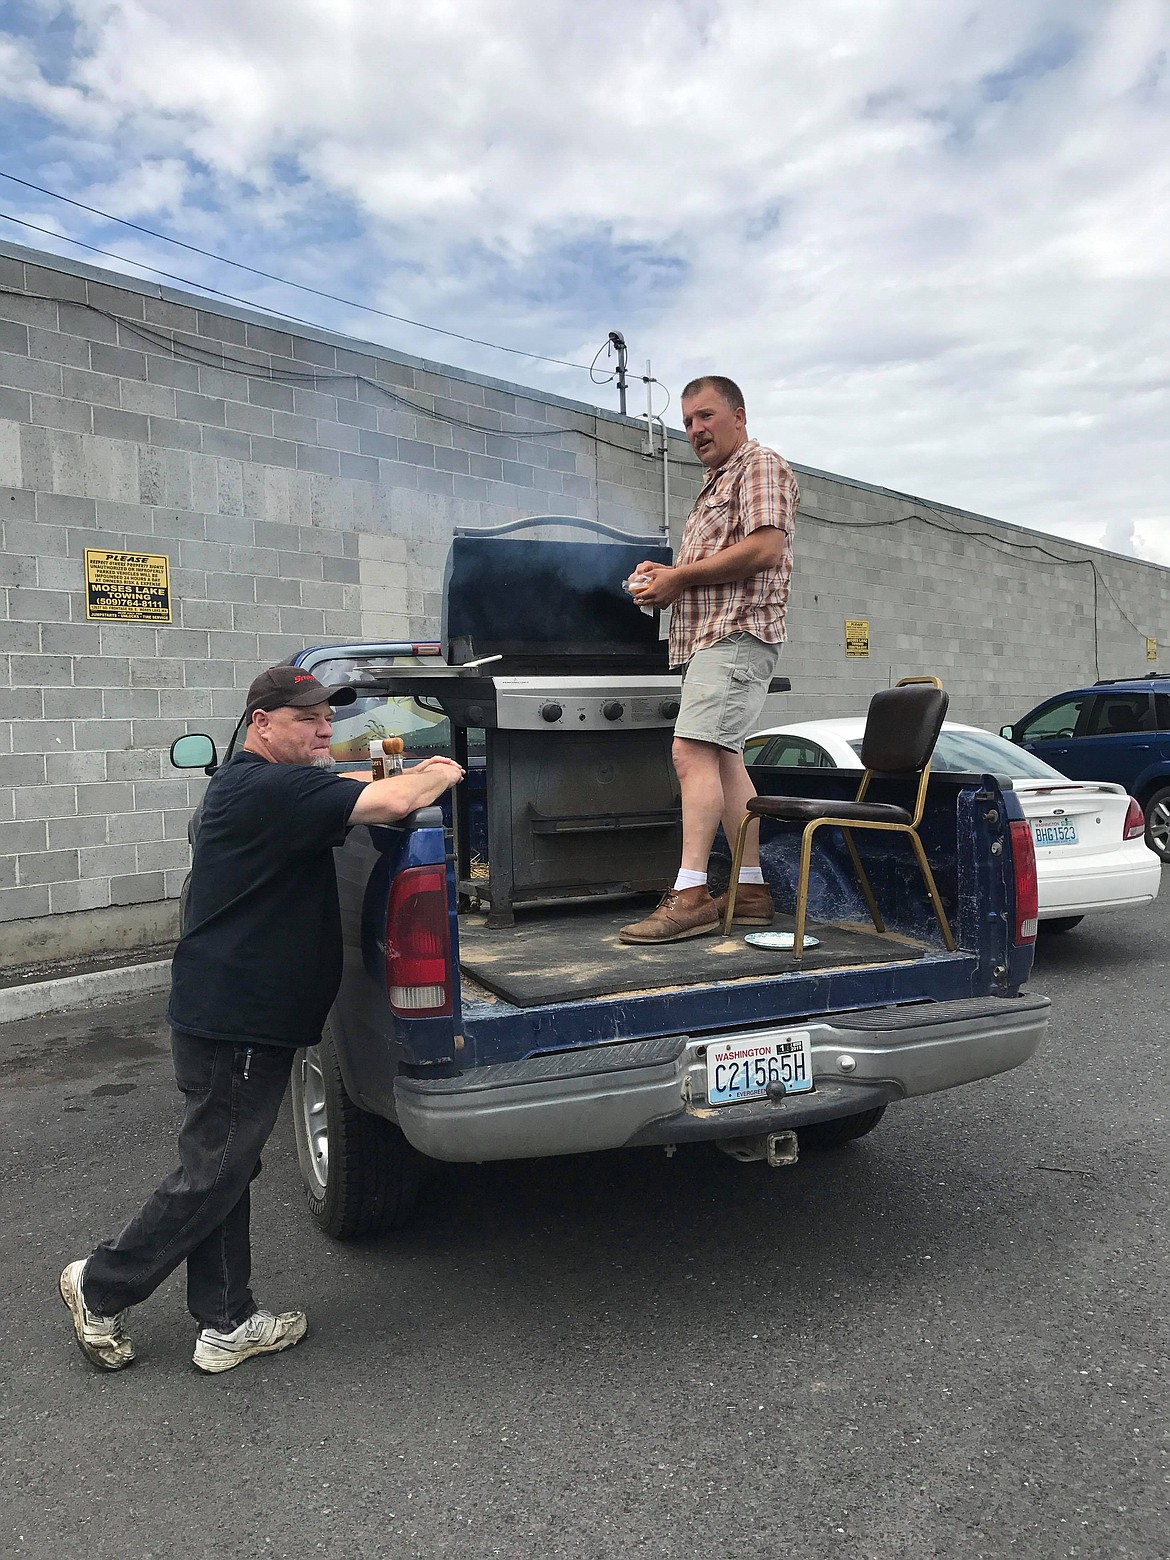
1039, 915, 1084, 935
798, 1106, 887, 1150
1144, 785, 1170, 863
291, 1026, 420, 1239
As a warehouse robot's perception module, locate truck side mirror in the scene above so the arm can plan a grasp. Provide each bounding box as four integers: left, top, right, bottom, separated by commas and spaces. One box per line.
170, 733, 219, 776
999, 725, 1015, 742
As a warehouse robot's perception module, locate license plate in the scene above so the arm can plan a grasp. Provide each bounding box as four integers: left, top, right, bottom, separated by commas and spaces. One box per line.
706, 1031, 814, 1106
1032, 817, 1078, 847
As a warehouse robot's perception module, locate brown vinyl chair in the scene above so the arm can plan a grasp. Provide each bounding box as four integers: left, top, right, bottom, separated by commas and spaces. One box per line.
723, 677, 957, 959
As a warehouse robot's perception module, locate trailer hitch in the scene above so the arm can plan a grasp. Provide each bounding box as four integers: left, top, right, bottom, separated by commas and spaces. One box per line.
716, 1131, 800, 1167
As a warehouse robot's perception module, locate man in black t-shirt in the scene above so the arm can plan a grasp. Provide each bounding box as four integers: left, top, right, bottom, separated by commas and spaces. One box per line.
60, 665, 463, 1376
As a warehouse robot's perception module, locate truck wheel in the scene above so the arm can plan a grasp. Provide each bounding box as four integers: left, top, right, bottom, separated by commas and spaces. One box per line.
1038, 916, 1084, 935
1144, 786, 1170, 863
291, 1026, 420, 1239
798, 1107, 887, 1150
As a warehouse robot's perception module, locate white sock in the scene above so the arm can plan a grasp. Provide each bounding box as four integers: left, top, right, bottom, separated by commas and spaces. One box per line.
673, 868, 708, 891
738, 866, 765, 885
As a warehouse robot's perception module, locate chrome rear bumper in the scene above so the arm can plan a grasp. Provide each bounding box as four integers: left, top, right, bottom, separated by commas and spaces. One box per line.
394, 993, 1050, 1162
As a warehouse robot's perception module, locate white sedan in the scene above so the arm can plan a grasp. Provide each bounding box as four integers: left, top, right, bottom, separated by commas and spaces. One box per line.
745, 718, 1161, 932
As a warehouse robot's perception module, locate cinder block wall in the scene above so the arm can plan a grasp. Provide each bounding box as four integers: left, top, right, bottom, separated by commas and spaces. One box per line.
0, 240, 701, 962
768, 476, 1168, 721
1, 238, 1167, 963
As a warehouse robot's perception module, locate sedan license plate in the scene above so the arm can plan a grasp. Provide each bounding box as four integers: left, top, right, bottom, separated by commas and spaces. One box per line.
1032, 817, 1078, 847
706, 1031, 814, 1106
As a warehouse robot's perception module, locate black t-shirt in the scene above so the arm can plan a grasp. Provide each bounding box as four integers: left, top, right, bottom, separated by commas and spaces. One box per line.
168, 751, 368, 1048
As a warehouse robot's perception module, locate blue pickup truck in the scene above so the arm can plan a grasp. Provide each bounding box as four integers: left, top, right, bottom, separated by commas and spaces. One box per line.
173, 530, 1050, 1239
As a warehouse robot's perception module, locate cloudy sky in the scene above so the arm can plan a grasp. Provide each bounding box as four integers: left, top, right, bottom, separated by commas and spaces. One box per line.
0, 0, 1167, 562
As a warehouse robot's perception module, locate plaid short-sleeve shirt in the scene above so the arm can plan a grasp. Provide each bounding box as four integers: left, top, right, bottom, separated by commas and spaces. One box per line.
668, 438, 798, 668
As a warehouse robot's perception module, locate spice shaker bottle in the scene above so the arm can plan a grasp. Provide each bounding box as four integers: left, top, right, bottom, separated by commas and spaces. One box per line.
369, 736, 405, 779
622, 574, 654, 616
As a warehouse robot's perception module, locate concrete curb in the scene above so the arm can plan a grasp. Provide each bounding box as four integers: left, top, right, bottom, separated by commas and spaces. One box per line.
0, 960, 172, 1025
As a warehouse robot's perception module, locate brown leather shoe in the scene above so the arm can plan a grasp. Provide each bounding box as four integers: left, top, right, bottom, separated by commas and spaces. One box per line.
619, 885, 720, 944
713, 881, 775, 926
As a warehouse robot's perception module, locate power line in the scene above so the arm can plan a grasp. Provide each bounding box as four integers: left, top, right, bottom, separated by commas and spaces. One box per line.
0, 282, 700, 484
0, 209, 363, 335
0, 173, 594, 371
5, 258, 1154, 670
815, 504, 1170, 679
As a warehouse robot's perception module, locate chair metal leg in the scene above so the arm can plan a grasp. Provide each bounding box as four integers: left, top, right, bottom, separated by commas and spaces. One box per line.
840, 827, 886, 933
722, 812, 755, 936
792, 820, 823, 961
728, 809, 953, 958
907, 831, 956, 951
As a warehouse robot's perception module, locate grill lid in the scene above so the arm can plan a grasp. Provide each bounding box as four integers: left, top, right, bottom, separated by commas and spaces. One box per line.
442, 531, 672, 667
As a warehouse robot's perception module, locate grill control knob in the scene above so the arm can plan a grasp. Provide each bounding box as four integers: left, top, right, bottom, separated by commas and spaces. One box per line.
540, 702, 563, 723
602, 701, 625, 721
659, 698, 681, 719
464, 704, 485, 725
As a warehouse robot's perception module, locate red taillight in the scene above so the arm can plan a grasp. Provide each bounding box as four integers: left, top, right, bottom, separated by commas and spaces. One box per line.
1009, 819, 1038, 944
1123, 797, 1145, 841
386, 865, 452, 1017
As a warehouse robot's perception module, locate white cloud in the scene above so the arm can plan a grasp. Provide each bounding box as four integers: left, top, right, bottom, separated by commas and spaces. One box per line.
88, 158, 191, 221
1, 0, 1168, 562
1132, 522, 1170, 566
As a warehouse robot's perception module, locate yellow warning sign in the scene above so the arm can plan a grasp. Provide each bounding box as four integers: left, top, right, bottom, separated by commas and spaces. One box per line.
844, 618, 870, 657
85, 549, 172, 623
1147, 636, 1158, 662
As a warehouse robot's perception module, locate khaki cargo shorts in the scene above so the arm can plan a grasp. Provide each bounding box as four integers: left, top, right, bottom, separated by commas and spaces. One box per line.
674, 633, 781, 753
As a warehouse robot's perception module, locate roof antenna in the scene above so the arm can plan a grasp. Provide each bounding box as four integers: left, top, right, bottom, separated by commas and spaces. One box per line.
608, 330, 629, 415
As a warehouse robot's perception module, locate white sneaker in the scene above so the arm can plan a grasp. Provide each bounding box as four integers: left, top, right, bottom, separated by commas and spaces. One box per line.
59, 1259, 135, 1371
192, 1308, 308, 1374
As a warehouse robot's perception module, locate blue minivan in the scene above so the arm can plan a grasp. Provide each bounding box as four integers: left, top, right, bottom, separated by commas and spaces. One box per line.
1001, 675, 1170, 862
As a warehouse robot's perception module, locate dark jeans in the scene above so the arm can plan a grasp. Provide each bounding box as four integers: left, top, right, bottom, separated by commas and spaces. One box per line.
83, 1030, 295, 1332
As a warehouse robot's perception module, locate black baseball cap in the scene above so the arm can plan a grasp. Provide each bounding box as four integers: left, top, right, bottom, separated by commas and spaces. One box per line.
244, 665, 357, 720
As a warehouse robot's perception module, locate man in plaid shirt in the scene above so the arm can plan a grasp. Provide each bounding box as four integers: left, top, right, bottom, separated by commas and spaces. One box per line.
620, 375, 797, 944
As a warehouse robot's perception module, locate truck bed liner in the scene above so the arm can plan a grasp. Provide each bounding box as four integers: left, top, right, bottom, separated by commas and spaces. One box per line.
456, 897, 928, 1007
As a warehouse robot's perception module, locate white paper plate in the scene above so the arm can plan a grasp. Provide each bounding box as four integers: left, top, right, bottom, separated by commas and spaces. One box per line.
743, 930, 820, 951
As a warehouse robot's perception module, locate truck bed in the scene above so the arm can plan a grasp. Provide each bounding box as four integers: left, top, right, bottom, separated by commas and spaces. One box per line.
328, 764, 1043, 1152
456, 898, 927, 1007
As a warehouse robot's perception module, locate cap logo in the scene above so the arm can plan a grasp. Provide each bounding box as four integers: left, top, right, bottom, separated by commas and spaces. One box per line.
292, 673, 312, 683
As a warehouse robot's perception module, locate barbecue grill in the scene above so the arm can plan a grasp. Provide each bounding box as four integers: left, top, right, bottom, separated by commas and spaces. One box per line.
355, 517, 788, 926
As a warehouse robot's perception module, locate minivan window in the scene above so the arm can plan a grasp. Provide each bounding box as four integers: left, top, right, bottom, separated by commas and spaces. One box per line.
1083, 692, 1153, 736
1018, 697, 1085, 743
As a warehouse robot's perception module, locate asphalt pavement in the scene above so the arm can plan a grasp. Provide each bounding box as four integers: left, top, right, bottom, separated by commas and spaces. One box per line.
1, 895, 1166, 1560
